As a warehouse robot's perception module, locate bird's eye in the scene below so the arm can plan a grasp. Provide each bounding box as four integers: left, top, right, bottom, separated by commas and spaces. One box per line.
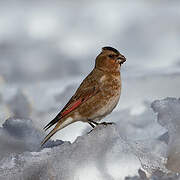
108, 54, 114, 58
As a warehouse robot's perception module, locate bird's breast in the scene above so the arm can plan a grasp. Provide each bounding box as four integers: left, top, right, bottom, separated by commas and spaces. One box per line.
94, 92, 120, 120
97, 77, 121, 117
78, 74, 121, 121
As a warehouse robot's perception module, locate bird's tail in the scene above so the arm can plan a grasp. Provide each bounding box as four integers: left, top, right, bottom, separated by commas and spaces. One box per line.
41, 117, 74, 146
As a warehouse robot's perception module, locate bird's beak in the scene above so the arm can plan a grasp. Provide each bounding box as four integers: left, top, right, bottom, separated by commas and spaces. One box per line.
117, 55, 126, 65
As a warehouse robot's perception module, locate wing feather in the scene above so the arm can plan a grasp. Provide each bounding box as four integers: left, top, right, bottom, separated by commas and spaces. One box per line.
43, 87, 99, 131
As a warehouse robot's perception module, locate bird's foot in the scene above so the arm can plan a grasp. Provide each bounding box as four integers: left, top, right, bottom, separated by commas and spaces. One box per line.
87, 121, 115, 134
99, 122, 115, 126
87, 120, 99, 134
88, 120, 115, 128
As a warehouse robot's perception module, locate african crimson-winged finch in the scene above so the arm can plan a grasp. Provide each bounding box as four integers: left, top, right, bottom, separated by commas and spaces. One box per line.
41, 46, 126, 145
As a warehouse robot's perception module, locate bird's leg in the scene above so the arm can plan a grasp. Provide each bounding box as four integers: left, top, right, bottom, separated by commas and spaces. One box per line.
90, 120, 99, 126
88, 120, 99, 128
88, 122, 95, 128
87, 120, 96, 134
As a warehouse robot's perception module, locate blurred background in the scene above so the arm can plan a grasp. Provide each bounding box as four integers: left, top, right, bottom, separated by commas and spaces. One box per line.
0, 0, 180, 142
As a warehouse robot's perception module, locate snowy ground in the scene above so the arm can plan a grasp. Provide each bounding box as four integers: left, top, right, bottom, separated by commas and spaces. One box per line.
0, 98, 180, 180
0, 0, 180, 179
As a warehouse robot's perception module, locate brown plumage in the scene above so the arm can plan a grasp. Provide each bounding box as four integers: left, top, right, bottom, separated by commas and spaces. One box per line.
41, 46, 126, 146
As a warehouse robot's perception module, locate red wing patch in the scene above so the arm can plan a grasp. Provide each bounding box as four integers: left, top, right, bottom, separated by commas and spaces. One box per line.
61, 98, 83, 116
43, 87, 99, 131
61, 88, 98, 117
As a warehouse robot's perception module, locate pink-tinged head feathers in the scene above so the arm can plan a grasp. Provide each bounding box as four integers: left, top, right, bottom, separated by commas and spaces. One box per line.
95, 46, 126, 73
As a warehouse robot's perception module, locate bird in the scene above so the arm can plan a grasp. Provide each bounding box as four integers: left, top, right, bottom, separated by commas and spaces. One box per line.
41, 46, 126, 146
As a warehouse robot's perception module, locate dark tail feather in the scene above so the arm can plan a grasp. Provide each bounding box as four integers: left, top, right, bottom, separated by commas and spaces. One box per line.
43, 114, 62, 131
41, 123, 60, 146
41, 117, 74, 146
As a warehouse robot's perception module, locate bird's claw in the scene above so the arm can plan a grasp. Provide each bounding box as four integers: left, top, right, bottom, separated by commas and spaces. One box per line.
88, 120, 115, 128
100, 122, 115, 126
87, 121, 115, 134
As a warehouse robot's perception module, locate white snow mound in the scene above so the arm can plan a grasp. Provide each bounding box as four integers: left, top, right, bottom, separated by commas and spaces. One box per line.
152, 97, 180, 173
1, 97, 180, 179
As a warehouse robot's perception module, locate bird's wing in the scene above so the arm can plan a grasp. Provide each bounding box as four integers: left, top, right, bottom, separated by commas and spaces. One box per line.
43, 86, 100, 131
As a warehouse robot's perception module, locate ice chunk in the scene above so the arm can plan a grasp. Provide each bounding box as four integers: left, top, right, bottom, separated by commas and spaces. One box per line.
126, 170, 180, 180
2, 97, 180, 179
0, 125, 141, 180
130, 139, 168, 175
0, 123, 171, 180
152, 97, 180, 172
112, 103, 166, 141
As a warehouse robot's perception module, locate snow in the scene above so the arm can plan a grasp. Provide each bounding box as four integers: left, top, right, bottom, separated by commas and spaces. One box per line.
1, 97, 180, 179
0, 117, 63, 160
0, 124, 142, 180
152, 98, 180, 173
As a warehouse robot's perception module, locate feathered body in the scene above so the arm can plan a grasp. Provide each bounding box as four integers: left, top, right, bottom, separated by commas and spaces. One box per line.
41, 46, 126, 146
77, 68, 121, 121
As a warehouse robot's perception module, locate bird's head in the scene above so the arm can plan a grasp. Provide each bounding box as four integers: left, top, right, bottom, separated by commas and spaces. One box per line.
95, 46, 126, 73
